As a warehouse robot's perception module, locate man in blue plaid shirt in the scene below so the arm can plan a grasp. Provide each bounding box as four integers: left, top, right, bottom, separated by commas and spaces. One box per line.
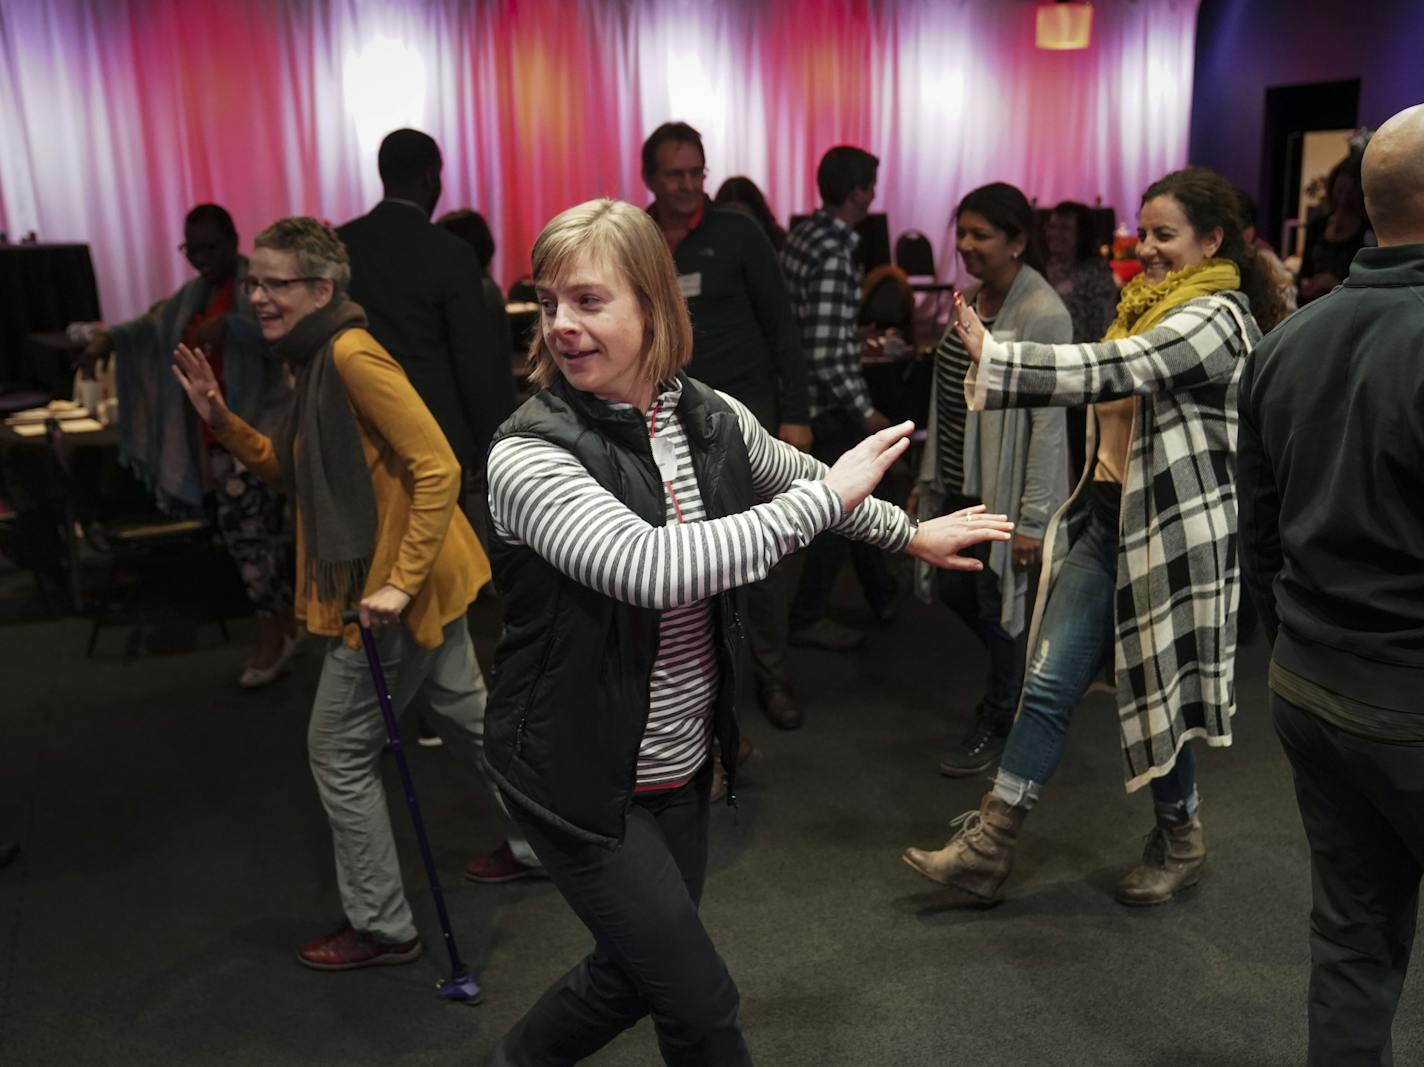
781, 146, 898, 652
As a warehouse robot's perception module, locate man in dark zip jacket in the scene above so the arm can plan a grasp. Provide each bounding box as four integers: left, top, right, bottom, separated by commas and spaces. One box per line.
1237, 103, 1424, 1067
643, 120, 812, 731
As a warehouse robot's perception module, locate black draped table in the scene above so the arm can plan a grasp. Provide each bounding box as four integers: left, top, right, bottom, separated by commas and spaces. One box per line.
0, 243, 102, 386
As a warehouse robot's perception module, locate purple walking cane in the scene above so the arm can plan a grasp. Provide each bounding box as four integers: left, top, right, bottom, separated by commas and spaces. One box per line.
340, 610, 482, 1005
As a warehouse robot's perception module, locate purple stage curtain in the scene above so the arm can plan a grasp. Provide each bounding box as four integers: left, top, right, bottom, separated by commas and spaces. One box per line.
0, 0, 1199, 322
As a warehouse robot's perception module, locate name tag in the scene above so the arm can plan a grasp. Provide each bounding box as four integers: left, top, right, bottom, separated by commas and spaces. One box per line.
677, 272, 703, 299
650, 435, 679, 482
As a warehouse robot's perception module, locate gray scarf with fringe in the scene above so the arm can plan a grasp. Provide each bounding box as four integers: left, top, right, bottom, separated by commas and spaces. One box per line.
272, 301, 376, 606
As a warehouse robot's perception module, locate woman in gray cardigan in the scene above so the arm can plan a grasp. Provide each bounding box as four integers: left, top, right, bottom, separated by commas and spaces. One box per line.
913, 183, 1072, 776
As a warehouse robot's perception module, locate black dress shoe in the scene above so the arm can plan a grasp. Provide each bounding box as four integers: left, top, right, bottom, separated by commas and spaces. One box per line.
760, 685, 804, 730
871, 578, 905, 625
938, 721, 1008, 777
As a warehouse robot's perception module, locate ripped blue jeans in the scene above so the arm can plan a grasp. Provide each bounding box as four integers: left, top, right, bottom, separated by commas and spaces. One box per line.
991, 510, 1199, 821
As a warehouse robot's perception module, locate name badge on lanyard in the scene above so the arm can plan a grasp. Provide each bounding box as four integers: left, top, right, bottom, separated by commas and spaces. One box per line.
677, 272, 703, 299
650, 435, 679, 483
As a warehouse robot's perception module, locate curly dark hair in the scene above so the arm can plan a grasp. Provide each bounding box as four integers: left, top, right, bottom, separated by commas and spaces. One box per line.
1141, 166, 1283, 330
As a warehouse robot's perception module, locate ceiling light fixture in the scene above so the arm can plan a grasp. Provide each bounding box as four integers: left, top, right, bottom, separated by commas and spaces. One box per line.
1035, 1, 1093, 51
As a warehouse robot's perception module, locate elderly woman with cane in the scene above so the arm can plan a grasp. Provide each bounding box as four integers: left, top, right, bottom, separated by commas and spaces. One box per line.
480, 198, 1013, 1065
172, 216, 525, 971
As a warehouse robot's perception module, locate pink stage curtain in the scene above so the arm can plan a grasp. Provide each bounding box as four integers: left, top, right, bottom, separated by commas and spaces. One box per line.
0, 0, 1199, 322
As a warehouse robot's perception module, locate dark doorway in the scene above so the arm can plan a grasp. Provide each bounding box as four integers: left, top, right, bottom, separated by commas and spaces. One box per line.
1262, 79, 1359, 251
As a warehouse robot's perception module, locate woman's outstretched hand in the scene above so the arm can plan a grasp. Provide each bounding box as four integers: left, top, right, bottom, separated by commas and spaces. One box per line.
823, 420, 915, 513
906, 504, 1014, 571
952, 292, 989, 364
171, 343, 232, 428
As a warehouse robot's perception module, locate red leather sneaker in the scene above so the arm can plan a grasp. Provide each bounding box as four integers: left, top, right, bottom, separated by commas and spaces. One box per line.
296, 926, 422, 971
463, 841, 545, 884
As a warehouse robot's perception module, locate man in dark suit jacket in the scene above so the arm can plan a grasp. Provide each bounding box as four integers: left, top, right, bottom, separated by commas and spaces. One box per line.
338, 131, 540, 885
338, 128, 515, 481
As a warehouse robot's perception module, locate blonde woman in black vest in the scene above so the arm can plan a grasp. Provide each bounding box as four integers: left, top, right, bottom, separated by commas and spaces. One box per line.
480, 198, 1013, 1065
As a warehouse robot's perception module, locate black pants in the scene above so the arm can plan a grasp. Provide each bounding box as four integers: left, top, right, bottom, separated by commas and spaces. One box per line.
936, 494, 1025, 731
739, 392, 792, 694
789, 408, 896, 628
1273, 692, 1424, 1067
493, 764, 750, 1066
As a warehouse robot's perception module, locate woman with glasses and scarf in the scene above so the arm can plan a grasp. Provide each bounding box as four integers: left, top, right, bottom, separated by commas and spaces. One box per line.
903, 167, 1282, 907
172, 216, 511, 972
84, 203, 295, 685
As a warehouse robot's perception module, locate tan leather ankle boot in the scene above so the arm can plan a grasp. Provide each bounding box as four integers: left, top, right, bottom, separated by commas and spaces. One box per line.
1116, 814, 1206, 906
901, 792, 1027, 902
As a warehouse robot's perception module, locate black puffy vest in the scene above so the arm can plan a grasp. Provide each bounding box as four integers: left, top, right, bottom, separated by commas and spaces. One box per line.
483, 373, 752, 847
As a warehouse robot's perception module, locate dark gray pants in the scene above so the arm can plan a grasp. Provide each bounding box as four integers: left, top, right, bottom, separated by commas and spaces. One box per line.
1273, 692, 1424, 1067
492, 764, 750, 1066
739, 392, 792, 695
789, 408, 897, 628
936, 493, 1024, 731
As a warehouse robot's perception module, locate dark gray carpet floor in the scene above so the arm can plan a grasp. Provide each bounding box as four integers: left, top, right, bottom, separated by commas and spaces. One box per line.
1, 560, 1419, 1066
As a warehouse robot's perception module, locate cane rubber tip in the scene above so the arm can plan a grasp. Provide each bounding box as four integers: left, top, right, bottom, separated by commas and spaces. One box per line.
438, 974, 483, 1004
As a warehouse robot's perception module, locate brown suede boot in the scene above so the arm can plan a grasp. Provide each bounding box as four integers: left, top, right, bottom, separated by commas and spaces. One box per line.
1115, 814, 1206, 906
901, 793, 1027, 903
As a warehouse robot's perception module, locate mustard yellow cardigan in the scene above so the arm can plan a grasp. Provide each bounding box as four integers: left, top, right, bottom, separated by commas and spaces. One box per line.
214, 327, 490, 648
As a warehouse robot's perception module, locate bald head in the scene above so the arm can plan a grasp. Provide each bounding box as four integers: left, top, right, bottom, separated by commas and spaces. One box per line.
1362, 104, 1424, 245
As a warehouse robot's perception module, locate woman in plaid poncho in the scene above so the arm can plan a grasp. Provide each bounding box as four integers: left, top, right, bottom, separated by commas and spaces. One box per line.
903, 167, 1282, 906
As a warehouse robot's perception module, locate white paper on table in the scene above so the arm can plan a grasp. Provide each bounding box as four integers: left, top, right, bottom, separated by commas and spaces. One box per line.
57, 417, 105, 433
9, 422, 47, 437
5, 408, 52, 424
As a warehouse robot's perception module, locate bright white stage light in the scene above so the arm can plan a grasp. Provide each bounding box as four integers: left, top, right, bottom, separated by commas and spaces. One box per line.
343, 35, 428, 152
664, 49, 719, 134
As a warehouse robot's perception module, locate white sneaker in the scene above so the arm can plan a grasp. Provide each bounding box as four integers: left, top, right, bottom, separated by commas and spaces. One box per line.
238, 632, 302, 689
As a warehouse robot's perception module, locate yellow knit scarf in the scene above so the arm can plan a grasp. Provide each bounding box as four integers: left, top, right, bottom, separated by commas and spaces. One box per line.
1105, 258, 1240, 340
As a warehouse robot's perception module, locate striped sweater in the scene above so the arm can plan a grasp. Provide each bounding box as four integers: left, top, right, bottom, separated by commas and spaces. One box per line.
488, 378, 913, 786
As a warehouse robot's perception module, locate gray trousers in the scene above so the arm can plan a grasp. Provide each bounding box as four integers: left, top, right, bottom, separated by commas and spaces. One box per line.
308, 614, 532, 943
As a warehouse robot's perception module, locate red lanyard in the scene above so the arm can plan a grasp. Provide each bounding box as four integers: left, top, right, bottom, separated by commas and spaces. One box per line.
648, 401, 686, 525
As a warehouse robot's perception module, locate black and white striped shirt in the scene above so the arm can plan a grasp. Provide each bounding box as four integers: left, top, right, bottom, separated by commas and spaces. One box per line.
488, 380, 913, 787
933, 312, 992, 496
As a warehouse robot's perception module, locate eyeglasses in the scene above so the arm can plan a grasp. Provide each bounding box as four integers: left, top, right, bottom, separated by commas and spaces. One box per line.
240, 276, 322, 297
658, 167, 707, 183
